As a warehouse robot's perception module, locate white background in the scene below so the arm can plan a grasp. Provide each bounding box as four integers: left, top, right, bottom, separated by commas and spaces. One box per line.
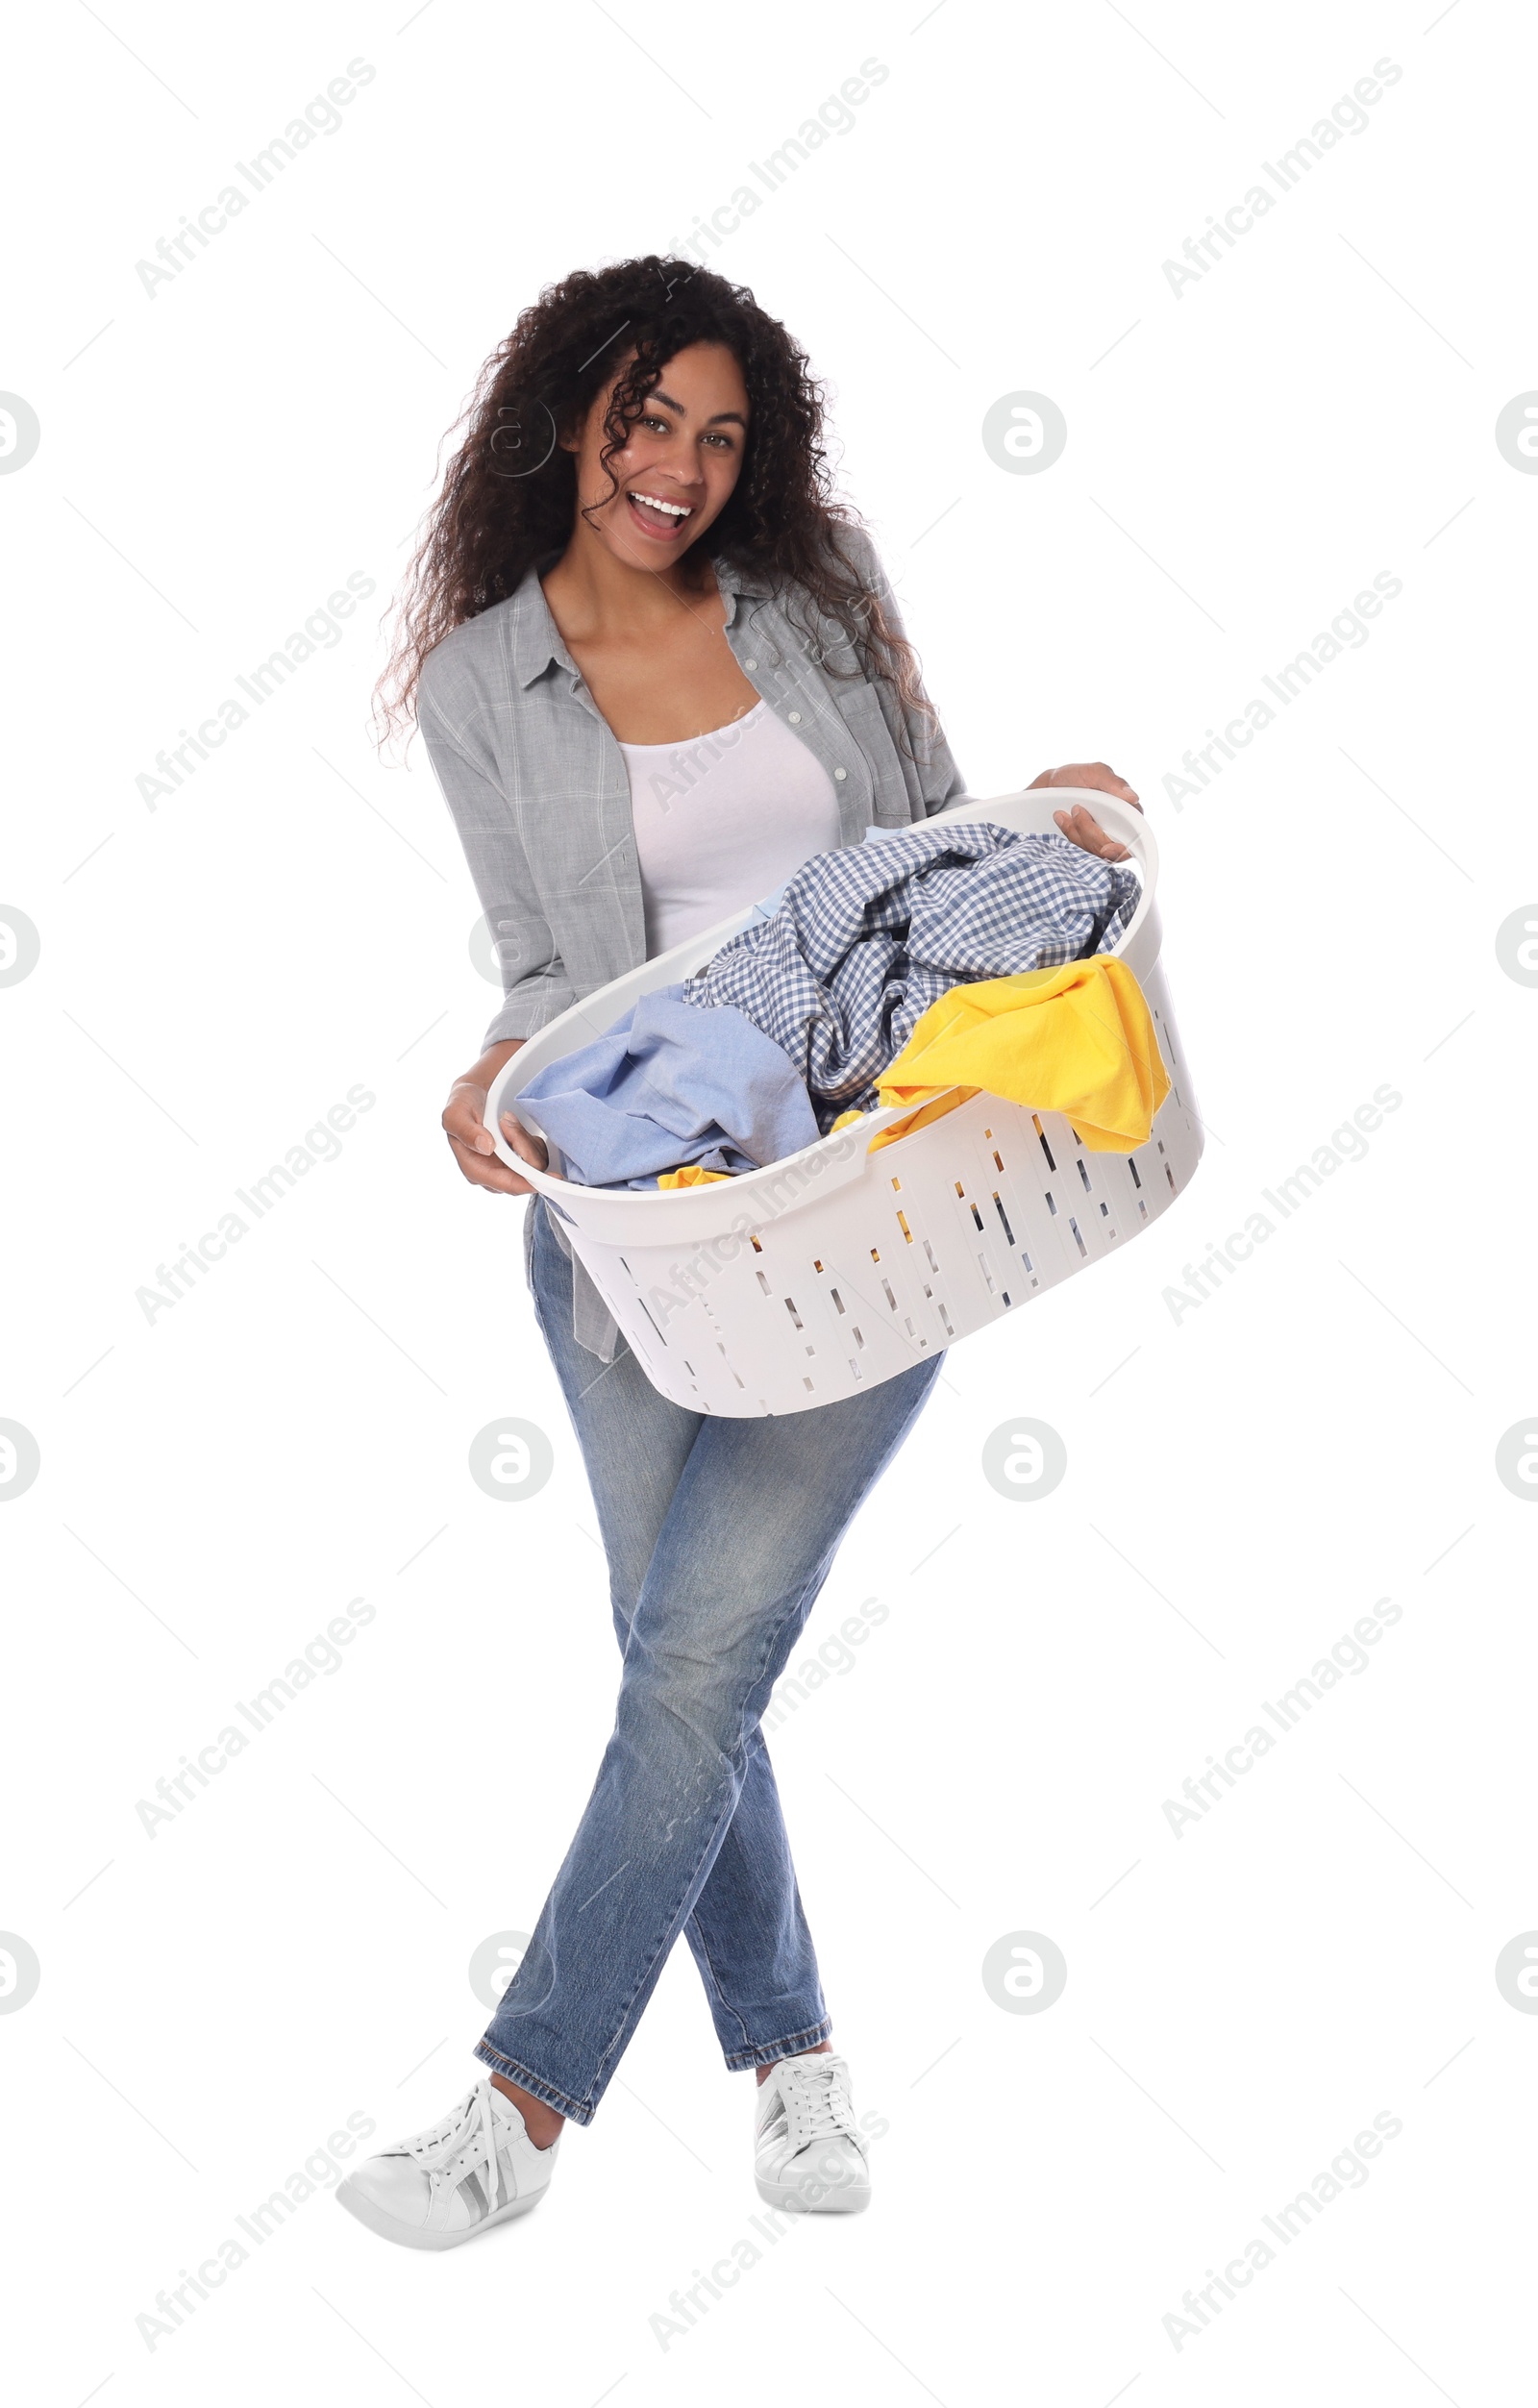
3, 1, 1535, 2400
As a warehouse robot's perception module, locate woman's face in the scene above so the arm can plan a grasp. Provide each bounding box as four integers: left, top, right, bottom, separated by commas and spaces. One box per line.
565, 340, 750, 569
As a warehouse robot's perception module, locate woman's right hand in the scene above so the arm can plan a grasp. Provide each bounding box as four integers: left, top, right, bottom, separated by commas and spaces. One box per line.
442, 1047, 549, 1197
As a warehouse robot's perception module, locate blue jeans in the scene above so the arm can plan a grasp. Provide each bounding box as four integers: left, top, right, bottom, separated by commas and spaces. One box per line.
473, 1198, 943, 2124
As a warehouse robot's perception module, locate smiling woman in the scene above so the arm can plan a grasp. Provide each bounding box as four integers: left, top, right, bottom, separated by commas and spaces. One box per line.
346, 254, 1147, 2256
539, 340, 766, 745
375, 257, 934, 750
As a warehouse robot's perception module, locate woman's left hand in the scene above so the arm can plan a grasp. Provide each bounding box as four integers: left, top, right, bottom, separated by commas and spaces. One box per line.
1029, 760, 1142, 863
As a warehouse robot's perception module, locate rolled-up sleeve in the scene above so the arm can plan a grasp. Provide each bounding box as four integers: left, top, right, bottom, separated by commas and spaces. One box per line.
416, 677, 576, 1048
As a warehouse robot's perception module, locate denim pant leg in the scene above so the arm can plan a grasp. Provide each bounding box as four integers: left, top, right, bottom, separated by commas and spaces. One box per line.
517, 1200, 832, 2068
477, 1200, 942, 2123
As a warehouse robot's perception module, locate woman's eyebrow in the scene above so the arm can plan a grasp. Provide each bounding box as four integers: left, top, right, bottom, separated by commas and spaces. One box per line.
649, 386, 748, 430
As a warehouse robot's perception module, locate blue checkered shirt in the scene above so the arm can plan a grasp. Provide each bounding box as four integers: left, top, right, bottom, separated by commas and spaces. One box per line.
682, 822, 1139, 1130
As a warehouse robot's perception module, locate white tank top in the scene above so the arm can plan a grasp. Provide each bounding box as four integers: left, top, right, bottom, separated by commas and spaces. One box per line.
619, 699, 842, 956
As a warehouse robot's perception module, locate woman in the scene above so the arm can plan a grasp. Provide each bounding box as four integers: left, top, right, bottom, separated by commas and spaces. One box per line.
338, 257, 1138, 2250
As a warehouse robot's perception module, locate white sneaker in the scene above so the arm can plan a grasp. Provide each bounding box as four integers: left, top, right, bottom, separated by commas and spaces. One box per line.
336, 2079, 558, 2250
754, 2050, 870, 2214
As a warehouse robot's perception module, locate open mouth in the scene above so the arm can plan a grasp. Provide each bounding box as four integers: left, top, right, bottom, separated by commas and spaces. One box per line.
626, 488, 695, 539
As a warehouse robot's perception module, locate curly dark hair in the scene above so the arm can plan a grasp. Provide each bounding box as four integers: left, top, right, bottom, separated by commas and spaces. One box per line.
375, 255, 935, 751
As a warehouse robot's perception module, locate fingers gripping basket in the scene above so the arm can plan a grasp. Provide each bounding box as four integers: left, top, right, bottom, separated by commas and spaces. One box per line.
488, 790, 1203, 1417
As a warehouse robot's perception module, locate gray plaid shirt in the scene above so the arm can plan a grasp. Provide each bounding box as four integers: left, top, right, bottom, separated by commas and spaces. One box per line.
416, 526, 969, 1048
416, 527, 971, 1358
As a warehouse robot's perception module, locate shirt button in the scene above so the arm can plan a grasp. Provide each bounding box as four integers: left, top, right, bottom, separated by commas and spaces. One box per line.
788, 710, 802, 724
833, 767, 848, 781
743, 658, 757, 671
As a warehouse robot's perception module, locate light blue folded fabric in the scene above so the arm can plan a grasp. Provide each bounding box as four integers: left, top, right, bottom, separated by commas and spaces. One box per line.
512, 985, 821, 1190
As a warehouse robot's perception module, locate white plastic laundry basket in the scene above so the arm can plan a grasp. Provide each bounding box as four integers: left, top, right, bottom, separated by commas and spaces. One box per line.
488, 789, 1203, 1416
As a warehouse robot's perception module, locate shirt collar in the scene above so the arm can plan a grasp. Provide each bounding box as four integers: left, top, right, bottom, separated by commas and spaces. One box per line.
509, 565, 579, 690
710, 551, 770, 625
508, 550, 769, 687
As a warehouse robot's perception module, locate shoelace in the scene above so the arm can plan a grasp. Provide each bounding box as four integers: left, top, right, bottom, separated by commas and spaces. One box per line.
775, 2056, 856, 2151
401, 2080, 505, 2209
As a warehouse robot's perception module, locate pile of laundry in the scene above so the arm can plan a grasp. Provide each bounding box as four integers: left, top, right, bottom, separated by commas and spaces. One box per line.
512, 821, 1168, 1190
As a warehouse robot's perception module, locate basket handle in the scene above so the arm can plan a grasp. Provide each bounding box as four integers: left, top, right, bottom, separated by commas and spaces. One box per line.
484, 1053, 565, 1186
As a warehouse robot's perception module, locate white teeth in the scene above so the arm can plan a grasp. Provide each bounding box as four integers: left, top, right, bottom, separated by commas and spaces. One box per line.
631, 491, 691, 518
